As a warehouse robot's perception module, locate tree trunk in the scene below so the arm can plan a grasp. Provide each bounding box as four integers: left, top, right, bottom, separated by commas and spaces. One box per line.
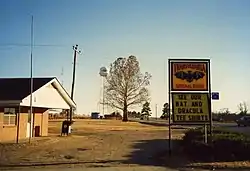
122, 105, 128, 122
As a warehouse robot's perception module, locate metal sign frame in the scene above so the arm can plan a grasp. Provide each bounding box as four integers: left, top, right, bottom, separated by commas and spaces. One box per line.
167, 58, 212, 156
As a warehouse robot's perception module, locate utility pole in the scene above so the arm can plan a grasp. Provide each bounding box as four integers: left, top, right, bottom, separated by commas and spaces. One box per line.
70, 44, 81, 122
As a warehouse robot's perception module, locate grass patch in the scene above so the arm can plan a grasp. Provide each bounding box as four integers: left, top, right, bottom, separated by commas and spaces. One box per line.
182, 127, 250, 162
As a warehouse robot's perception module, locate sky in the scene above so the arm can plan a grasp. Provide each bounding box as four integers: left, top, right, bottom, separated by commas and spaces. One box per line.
0, 0, 250, 116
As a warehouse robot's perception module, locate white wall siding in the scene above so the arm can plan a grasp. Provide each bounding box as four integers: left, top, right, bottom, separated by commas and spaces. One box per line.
20, 83, 70, 109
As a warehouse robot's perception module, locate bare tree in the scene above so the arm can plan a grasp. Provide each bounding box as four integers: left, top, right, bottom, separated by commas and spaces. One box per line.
219, 108, 231, 115
238, 102, 248, 115
104, 56, 151, 122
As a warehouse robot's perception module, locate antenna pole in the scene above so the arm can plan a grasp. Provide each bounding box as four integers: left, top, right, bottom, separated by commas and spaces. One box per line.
155, 104, 158, 120
61, 67, 64, 86
29, 15, 34, 143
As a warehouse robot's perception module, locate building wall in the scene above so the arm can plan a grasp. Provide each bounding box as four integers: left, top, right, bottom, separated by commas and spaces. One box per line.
32, 108, 48, 137
0, 112, 3, 140
18, 113, 28, 139
0, 106, 19, 142
0, 106, 49, 142
21, 83, 70, 109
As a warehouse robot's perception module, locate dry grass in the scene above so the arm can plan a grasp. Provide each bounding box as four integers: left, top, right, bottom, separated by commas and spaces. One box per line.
0, 119, 185, 168
50, 119, 168, 133
1, 119, 250, 170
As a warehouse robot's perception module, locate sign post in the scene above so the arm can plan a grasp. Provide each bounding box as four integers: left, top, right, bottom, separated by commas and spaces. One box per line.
204, 124, 208, 143
168, 59, 212, 151
168, 59, 172, 156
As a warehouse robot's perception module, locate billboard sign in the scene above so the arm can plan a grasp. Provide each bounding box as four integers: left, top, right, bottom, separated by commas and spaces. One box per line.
170, 61, 209, 91
172, 92, 210, 124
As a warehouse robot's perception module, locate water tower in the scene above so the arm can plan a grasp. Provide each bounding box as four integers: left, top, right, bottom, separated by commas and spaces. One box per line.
99, 67, 108, 116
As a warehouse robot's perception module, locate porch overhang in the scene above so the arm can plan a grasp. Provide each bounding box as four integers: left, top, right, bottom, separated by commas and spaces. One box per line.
0, 100, 21, 107
19, 103, 71, 109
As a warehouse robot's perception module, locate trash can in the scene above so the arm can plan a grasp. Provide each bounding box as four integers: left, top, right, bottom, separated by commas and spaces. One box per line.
61, 120, 74, 136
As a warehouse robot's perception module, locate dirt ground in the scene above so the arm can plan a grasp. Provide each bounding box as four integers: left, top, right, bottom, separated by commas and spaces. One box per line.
0, 119, 185, 168
2, 119, 250, 170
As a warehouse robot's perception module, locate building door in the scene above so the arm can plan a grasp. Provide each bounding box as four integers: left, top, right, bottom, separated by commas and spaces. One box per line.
26, 110, 34, 138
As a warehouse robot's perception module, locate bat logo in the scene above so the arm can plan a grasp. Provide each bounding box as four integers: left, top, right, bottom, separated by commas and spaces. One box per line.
175, 71, 205, 82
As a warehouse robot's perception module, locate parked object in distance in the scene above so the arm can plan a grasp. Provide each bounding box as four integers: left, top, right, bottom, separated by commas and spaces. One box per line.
104, 112, 122, 120
235, 116, 250, 127
212, 117, 223, 122
91, 112, 102, 119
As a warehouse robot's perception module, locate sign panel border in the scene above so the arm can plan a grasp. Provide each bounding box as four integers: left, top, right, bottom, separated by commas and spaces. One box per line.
170, 59, 210, 92
171, 92, 211, 125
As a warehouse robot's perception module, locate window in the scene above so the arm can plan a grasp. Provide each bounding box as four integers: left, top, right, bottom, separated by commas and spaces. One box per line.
4, 108, 16, 125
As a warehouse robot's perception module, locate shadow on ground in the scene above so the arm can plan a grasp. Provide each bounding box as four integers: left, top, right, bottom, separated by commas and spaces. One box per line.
1, 138, 250, 170
0, 139, 188, 169
121, 139, 189, 168
139, 121, 168, 127
138, 121, 194, 130
119, 138, 250, 170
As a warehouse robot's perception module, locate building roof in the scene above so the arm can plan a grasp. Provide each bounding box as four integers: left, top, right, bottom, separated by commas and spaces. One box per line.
0, 77, 54, 101
0, 77, 76, 109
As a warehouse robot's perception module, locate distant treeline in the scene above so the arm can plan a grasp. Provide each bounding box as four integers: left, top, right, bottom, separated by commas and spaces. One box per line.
213, 112, 250, 122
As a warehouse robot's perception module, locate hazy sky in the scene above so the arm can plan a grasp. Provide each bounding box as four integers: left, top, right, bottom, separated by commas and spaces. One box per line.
1, 0, 250, 116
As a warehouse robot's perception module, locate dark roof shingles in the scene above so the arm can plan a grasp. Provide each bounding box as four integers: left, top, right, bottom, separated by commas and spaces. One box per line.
0, 77, 54, 101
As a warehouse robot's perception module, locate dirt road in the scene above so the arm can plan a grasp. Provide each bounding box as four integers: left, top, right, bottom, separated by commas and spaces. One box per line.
2, 165, 249, 171
0, 166, 207, 171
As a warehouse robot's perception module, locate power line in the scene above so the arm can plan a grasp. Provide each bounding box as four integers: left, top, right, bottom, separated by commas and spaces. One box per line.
0, 43, 69, 47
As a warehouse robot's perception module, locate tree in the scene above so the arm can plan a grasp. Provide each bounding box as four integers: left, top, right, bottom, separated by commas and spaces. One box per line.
128, 111, 139, 118
224, 108, 230, 115
238, 102, 248, 115
219, 108, 231, 115
161, 103, 169, 119
104, 56, 152, 122
131, 111, 137, 117
141, 102, 151, 120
